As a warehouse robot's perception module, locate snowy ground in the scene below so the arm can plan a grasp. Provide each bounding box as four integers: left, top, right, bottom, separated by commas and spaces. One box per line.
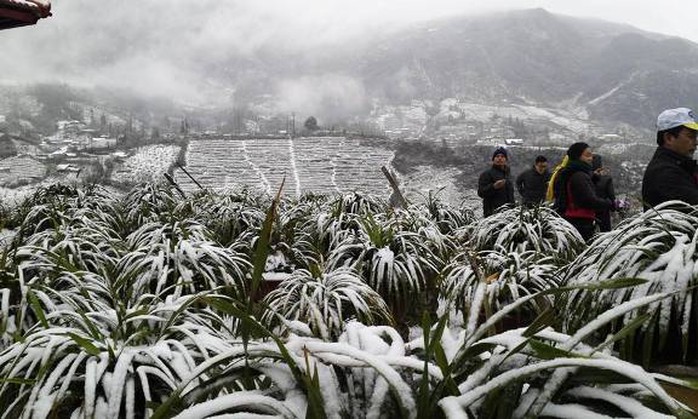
111, 144, 181, 184
0, 229, 15, 250
0, 184, 42, 206
397, 165, 473, 208
174, 137, 394, 198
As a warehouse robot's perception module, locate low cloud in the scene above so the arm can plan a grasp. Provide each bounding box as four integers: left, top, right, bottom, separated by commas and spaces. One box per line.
1, 0, 696, 109
276, 74, 369, 121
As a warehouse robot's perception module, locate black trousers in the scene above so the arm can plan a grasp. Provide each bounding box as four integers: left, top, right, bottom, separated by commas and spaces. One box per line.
565, 217, 596, 243
596, 211, 612, 232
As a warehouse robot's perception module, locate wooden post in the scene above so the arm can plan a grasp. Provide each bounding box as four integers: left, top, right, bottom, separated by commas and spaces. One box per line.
164, 172, 186, 198
381, 165, 407, 208
176, 162, 204, 190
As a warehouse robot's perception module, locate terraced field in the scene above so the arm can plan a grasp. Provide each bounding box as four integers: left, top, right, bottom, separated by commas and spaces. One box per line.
0, 155, 46, 187
173, 136, 394, 197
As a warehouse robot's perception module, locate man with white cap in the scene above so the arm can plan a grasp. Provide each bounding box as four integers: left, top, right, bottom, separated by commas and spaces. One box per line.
642, 107, 698, 209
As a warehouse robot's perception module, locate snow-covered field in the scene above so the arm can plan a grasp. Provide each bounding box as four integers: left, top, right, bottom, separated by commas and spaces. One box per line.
0, 155, 46, 187
0, 228, 14, 249
174, 137, 394, 198
0, 186, 32, 206
111, 144, 181, 184
397, 165, 475, 208
0, 184, 694, 417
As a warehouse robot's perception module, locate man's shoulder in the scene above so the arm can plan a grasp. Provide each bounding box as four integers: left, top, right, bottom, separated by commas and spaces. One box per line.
481, 166, 503, 175
646, 149, 690, 173
479, 167, 495, 179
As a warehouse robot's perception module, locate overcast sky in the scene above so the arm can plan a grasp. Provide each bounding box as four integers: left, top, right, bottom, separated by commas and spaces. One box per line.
1, 0, 696, 106
252, 0, 698, 44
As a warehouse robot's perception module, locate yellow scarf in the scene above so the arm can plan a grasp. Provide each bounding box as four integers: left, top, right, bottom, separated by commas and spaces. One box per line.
546, 155, 569, 202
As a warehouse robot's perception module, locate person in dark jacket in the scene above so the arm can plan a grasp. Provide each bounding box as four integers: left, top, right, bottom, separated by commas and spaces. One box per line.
516, 155, 550, 205
591, 154, 616, 232
642, 107, 698, 209
555, 142, 613, 242
477, 147, 515, 217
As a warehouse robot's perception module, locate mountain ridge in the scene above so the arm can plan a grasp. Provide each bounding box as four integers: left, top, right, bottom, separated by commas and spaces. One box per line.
4, 8, 698, 137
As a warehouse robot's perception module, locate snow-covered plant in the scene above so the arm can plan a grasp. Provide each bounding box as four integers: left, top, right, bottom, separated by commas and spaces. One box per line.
11, 186, 81, 237
279, 193, 331, 238
0, 202, 10, 231
125, 219, 214, 248
167, 321, 442, 419
15, 233, 119, 299
422, 191, 475, 235
0, 291, 243, 418
358, 213, 441, 320
120, 182, 182, 233
262, 267, 392, 340
410, 284, 693, 418
328, 321, 435, 418
439, 325, 689, 418
290, 210, 364, 271
387, 206, 452, 255
471, 204, 584, 262
174, 189, 267, 247
11, 184, 117, 235
0, 247, 19, 349
117, 221, 251, 302
333, 192, 387, 217
562, 201, 698, 365
442, 249, 560, 327
1, 181, 694, 418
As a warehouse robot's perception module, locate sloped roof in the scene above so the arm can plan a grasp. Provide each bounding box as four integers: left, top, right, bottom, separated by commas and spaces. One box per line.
0, 0, 51, 30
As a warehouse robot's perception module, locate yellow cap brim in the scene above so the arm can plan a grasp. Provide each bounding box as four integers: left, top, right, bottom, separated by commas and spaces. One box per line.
683, 122, 698, 131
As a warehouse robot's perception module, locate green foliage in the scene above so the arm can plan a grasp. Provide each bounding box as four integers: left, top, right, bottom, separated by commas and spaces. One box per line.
471, 204, 585, 263
0, 181, 695, 418
262, 267, 393, 340
562, 201, 698, 366
442, 249, 560, 327
422, 190, 475, 235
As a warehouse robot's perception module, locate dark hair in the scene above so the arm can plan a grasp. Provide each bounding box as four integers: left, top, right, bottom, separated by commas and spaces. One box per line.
592, 154, 603, 171
657, 126, 684, 146
534, 155, 547, 163
567, 142, 590, 161
492, 147, 508, 160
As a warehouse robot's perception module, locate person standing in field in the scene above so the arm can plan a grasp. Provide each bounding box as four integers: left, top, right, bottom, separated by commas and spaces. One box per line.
553, 142, 613, 242
642, 107, 698, 209
591, 154, 616, 232
516, 155, 550, 205
478, 147, 515, 217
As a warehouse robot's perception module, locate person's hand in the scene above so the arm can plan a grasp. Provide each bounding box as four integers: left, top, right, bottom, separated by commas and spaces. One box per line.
494, 179, 506, 189
614, 198, 628, 211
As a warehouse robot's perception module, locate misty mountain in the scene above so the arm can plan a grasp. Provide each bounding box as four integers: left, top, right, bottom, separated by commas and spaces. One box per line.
5, 8, 698, 135
317, 8, 698, 130
216, 8, 698, 132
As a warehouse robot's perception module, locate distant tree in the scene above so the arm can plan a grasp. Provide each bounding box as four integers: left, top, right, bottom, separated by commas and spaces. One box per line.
100, 114, 107, 132
180, 118, 189, 134
304, 116, 319, 131
0, 135, 17, 159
